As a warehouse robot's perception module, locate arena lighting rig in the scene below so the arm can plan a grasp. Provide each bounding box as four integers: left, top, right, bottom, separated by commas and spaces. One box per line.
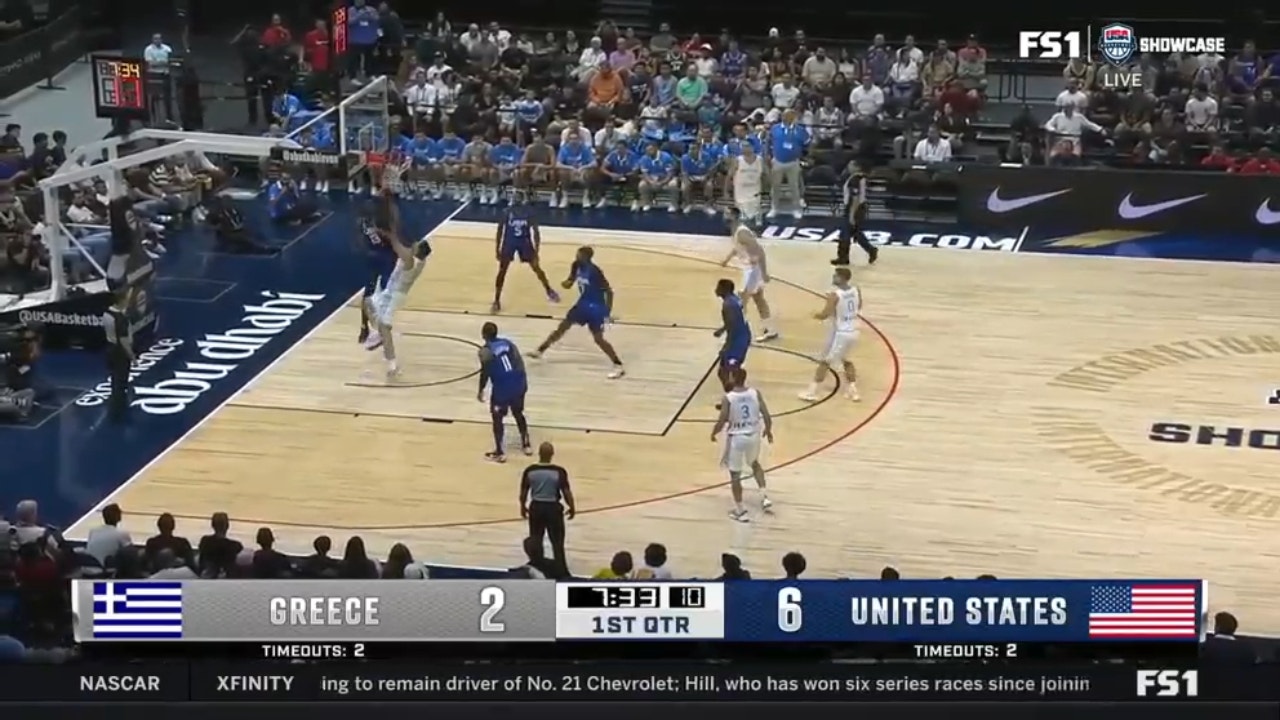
6, 579, 1272, 714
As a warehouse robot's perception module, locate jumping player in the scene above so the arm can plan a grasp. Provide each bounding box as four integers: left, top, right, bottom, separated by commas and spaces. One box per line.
359, 190, 399, 346
713, 278, 750, 389
365, 210, 433, 379
492, 199, 559, 313
528, 246, 625, 379
477, 321, 532, 463
719, 207, 779, 342
801, 266, 861, 402
710, 367, 774, 521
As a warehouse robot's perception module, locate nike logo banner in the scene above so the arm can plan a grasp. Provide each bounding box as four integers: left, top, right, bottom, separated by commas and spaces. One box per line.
957, 165, 1280, 237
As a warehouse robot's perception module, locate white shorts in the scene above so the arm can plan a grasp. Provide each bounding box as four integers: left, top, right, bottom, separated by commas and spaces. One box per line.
734, 184, 761, 217
370, 289, 406, 326
822, 330, 860, 365
721, 433, 762, 475
740, 264, 766, 295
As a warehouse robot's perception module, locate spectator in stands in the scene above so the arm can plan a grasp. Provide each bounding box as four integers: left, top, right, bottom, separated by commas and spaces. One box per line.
338, 536, 379, 578
649, 22, 675, 55
587, 62, 627, 120
381, 543, 422, 579
511, 536, 559, 579
10, 500, 50, 548
0, 123, 20, 151
718, 553, 750, 580
1201, 143, 1236, 170
143, 33, 175, 123
935, 102, 970, 153
913, 125, 952, 163
252, 527, 293, 578
261, 13, 290, 49
575, 36, 606, 82
675, 64, 708, 121
197, 512, 243, 577
635, 543, 673, 579
1044, 104, 1104, 164
1226, 42, 1262, 105
849, 74, 884, 123
770, 73, 800, 113
266, 171, 320, 224
151, 548, 197, 579
1235, 147, 1280, 174
1184, 84, 1220, 142
802, 48, 837, 89
594, 551, 633, 580
956, 35, 987, 91
1056, 79, 1089, 112
143, 513, 193, 569
298, 535, 340, 578
1, 236, 49, 292
1202, 612, 1257, 664
376, 3, 405, 76
864, 34, 891, 86
808, 95, 845, 149
886, 49, 921, 110
84, 503, 132, 567
781, 551, 806, 579
346, 0, 380, 83
301, 18, 332, 80
1246, 87, 1280, 144
921, 45, 955, 99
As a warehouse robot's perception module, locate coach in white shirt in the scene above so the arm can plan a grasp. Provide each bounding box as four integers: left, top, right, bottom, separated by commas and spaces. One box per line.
84, 503, 133, 565
913, 126, 953, 162
143, 33, 174, 122
1055, 80, 1089, 111
848, 76, 885, 121
1044, 104, 1103, 155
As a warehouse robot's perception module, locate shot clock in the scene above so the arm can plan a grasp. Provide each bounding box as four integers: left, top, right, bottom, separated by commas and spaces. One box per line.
555, 583, 724, 639
91, 55, 149, 119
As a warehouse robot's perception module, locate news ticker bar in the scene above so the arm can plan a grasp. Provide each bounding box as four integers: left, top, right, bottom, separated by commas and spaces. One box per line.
6, 664, 1273, 703
77, 579, 1207, 643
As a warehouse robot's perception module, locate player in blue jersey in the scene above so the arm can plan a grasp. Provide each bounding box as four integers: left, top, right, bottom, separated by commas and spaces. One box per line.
358, 189, 400, 346
713, 277, 751, 389
529, 246, 626, 379
492, 198, 559, 313
477, 321, 532, 463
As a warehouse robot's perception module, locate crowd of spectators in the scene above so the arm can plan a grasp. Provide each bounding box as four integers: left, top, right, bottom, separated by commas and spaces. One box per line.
0, 497, 1265, 664
1018, 41, 1280, 170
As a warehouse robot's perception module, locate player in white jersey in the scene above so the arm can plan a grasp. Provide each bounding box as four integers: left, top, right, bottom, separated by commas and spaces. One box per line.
730, 143, 764, 225
365, 194, 433, 380
711, 367, 774, 522
718, 207, 779, 342
800, 266, 861, 402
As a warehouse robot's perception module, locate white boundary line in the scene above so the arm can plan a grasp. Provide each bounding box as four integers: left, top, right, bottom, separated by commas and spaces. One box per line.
64, 201, 470, 541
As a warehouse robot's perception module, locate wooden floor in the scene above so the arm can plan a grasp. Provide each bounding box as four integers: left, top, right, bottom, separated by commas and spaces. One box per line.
71, 221, 1280, 631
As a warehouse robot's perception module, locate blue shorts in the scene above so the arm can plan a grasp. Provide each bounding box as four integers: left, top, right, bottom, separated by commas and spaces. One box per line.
720, 340, 749, 370
490, 387, 526, 415
566, 302, 608, 332
500, 241, 535, 264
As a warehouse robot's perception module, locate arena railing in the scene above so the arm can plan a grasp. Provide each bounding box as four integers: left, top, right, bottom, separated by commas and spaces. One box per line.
0, 6, 88, 101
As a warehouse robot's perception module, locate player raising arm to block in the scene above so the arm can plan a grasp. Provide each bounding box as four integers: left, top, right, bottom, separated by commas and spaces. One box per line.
477, 321, 532, 463
719, 207, 779, 342
711, 367, 774, 521
492, 199, 559, 313
801, 266, 861, 402
529, 246, 626, 379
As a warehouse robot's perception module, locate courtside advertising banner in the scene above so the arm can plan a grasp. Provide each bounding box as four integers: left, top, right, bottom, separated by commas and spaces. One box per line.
957, 164, 1280, 237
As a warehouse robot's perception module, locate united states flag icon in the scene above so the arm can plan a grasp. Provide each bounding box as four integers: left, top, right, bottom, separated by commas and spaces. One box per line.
92, 581, 184, 639
1087, 583, 1198, 638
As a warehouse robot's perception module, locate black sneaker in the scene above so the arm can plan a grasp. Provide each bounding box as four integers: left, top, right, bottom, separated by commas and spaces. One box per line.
358, 326, 369, 344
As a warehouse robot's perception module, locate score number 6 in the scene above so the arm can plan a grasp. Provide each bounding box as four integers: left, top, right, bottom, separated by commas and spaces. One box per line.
777, 587, 802, 633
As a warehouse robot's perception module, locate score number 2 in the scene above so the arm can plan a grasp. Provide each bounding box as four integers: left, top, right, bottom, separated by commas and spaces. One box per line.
479, 586, 507, 633
777, 587, 803, 633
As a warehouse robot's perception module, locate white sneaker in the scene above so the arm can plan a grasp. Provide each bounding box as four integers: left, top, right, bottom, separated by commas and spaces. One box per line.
791, 209, 804, 220
595, 197, 609, 209
640, 203, 652, 211
797, 391, 819, 402
667, 204, 677, 213
607, 366, 625, 379
385, 366, 401, 381
766, 208, 778, 219
318, 181, 329, 192
755, 330, 780, 342
557, 195, 569, 208
845, 385, 861, 402
729, 508, 750, 523
581, 194, 592, 207
761, 497, 774, 512
363, 332, 383, 351
629, 200, 640, 211
704, 205, 717, 216
683, 205, 694, 214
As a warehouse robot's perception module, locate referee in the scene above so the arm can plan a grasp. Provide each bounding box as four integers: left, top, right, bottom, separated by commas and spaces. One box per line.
102, 288, 136, 422
520, 441, 576, 572
833, 161, 878, 266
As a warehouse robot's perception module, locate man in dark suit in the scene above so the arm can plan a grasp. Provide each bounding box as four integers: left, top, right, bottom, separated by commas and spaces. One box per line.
1201, 611, 1258, 664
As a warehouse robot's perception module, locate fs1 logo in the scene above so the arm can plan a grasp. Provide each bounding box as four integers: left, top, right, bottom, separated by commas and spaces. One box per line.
1135, 669, 1198, 697
1018, 31, 1083, 59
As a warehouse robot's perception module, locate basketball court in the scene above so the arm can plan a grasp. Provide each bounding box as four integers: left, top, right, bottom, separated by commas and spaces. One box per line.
65, 221, 1280, 630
